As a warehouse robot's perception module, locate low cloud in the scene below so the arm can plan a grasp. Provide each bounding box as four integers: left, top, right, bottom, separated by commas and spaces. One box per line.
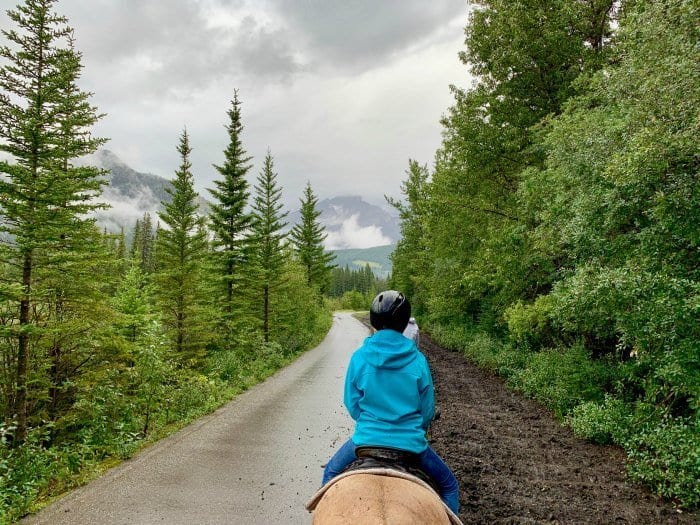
325, 214, 391, 250
92, 186, 162, 233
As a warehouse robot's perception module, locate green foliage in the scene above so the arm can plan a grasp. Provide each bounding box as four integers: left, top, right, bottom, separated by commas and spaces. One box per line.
387, 161, 431, 315
290, 183, 335, 294
567, 396, 632, 445
326, 290, 373, 311
625, 416, 700, 507
247, 150, 289, 342
328, 264, 386, 298
0, 426, 94, 524
508, 345, 613, 418
391, 0, 698, 508
0, 0, 108, 442
0, 6, 336, 521
503, 295, 556, 350
154, 129, 212, 362
429, 323, 527, 380
268, 255, 332, 354
208, 90, 253, 325
130, 213, 157, 274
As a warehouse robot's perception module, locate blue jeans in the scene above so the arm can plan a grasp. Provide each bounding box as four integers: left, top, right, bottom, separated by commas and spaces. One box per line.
323, 439, 460, 514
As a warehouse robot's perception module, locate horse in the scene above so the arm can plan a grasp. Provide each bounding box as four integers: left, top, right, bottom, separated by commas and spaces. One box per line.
307, 469, 460, 524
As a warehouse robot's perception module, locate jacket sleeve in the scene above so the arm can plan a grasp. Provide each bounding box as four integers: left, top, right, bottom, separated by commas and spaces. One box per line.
343, 354, 362, 421
419, 357, 435, 430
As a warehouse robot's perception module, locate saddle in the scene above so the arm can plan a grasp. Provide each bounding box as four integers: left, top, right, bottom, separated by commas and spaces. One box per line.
342, 446, 440, 494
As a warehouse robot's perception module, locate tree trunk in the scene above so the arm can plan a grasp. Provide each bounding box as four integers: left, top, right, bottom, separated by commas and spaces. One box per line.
263, 285, 269, 343
14, 251, 32, 444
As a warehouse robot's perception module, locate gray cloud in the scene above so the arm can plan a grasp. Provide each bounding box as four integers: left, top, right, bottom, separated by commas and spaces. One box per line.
266, 0, 466, 71
57, 0, 305, 101
0, 1, 470, 213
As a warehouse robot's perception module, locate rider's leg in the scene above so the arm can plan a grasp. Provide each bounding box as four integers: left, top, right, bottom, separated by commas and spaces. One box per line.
322, 438, 356, 485
417, 446, 460, 514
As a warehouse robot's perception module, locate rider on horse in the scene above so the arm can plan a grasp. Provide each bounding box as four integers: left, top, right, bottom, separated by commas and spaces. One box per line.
322, 290, 460, 514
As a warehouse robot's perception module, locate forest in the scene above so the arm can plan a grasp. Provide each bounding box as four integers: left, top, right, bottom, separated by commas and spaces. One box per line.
389, 0, 698, 508
0, 2, 336, 521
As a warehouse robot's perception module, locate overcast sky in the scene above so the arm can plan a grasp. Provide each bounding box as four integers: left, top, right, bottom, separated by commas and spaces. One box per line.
1, 0, 471, 210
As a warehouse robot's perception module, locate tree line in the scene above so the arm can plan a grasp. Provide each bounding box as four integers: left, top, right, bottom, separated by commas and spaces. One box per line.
326, 264, 389, 311
390, 0, 698, 508
0, 1, 333, 520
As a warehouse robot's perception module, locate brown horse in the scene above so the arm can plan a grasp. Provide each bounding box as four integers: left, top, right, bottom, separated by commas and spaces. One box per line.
308, 470, 460, 525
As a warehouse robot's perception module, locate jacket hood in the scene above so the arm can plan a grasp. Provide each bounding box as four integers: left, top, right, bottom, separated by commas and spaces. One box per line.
360, 329, 417, 369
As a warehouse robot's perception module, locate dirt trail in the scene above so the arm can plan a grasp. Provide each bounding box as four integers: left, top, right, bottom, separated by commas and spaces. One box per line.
422, 335, 697, 525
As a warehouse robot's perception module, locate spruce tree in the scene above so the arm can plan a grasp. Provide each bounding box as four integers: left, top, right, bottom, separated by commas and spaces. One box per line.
249, 151, 288, 342
0, 0, 107, 442
290, 183, 334, 294
208, 91, 252, 324
130, 212, 156, 274
154, 129, 210, 361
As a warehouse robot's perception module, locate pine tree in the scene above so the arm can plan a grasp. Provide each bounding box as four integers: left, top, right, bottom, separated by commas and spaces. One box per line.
154, 129, 210, 361
290, 183, 334, 294
130, 212, 156, 274
208, 91, 252, 324
0, 0, 107, 442
249, 151, 288, 342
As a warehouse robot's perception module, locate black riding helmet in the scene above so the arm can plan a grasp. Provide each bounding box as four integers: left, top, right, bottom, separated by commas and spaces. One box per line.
370, 290, 411, 333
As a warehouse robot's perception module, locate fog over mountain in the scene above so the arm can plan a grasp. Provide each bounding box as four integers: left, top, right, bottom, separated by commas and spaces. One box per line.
289, 196, 399, 250
83, 150, 398, 250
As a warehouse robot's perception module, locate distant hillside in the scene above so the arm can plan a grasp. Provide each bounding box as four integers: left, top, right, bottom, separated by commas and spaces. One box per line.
330, 244, 395, 278
79, 149, 210, 232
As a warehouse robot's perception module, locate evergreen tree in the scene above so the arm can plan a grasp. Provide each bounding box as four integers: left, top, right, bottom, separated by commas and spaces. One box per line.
154, 129, 210, 361
112, 261, 153, 343
130, 212, 156, 274
0, 0, 107, 442
290, 183, 334, 294
208, 91, 252, 324
249, 151, 288, 342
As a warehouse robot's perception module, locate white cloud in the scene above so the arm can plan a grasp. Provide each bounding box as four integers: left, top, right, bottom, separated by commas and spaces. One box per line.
325, 214, 392, 250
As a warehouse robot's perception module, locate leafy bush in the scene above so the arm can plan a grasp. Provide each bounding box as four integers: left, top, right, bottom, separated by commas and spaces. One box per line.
0, 427, 94, 524
624, 416, 700, 507
430, 323, 527, 379
508, 345, 614, 419
504, 295, 556, 349
567, 396, 632, 445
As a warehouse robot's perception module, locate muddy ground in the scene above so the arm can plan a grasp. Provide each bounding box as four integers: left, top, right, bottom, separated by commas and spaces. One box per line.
420, 334, 698, 525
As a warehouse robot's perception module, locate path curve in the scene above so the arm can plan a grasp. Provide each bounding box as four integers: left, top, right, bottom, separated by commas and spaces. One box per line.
22, 312, 367, 525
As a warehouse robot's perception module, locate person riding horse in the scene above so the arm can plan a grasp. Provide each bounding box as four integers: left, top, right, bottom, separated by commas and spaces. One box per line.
321, 290, 459, 514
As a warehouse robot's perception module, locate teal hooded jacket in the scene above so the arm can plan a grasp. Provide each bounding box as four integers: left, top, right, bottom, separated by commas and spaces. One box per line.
344, 328, 435, 453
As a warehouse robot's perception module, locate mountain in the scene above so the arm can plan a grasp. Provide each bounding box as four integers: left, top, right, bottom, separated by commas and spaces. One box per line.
80, 150, 210, 232
288, 195, 400, 250
82, 151, 401, 252
330, 244, 395, 278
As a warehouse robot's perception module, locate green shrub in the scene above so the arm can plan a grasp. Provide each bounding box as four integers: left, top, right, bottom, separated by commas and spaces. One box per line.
430, 323, 527, 379
567, 396, 632, 444
0, 427, 95, 524
624, 416, 700, 507
504, 295, 556, 349
508, 344, 613, 419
